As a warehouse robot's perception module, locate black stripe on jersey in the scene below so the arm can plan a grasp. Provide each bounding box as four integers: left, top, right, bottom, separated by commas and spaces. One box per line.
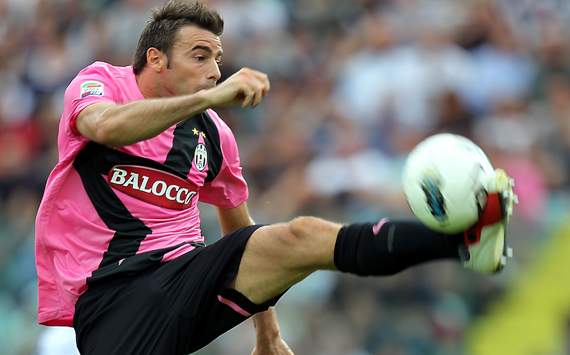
163, 111, 222, 183
73, 142, 177, 280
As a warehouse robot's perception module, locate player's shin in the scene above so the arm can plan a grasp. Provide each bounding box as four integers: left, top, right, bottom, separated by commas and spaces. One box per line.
333, 219, 461, 276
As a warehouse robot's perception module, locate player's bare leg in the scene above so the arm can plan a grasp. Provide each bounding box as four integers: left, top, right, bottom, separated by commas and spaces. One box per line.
233, 217, 341, 304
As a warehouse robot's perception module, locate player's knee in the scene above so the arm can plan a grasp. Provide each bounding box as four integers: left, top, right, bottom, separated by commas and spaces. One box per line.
255, 216, 335, 271
266, 217, 316, 251
286, 216, 325, 244
288, 216, 317, 235
268, 217, 311, 250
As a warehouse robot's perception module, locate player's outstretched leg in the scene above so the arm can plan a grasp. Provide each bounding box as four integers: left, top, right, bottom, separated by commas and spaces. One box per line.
234, 169, 515, 305
233, 216, 464, 304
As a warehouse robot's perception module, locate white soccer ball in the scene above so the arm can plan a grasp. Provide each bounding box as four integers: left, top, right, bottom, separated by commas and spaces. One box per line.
402, 133, 494, 234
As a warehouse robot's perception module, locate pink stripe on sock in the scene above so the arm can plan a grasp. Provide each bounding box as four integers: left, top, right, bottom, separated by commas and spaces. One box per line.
372, 218, 389, 235
217, 295, 251, 317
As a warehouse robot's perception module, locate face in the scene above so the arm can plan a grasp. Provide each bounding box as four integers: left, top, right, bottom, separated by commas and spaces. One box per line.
154, 25, 223, 97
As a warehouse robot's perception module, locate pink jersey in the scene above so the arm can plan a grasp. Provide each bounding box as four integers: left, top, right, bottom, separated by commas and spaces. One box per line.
35, 62, 249, 326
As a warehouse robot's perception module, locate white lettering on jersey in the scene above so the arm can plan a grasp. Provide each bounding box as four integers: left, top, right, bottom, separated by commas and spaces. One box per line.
107, 166, 197, 210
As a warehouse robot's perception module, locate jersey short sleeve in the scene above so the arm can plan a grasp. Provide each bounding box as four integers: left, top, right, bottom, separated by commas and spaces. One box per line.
199, 112, 249, 208
63, 62, 118, 137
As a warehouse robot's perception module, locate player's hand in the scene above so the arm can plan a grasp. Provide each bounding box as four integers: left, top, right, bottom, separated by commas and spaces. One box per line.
203, 67, 270, 109
251, 337, 294, 355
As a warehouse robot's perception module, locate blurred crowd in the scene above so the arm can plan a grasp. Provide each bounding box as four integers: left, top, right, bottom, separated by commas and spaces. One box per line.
1, 0, 570, 354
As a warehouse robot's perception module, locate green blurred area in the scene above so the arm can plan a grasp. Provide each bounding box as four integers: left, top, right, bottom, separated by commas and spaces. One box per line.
468, 220, 570, 355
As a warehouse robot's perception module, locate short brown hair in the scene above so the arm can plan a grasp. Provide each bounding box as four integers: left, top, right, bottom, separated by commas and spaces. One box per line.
132, 0, 224, 75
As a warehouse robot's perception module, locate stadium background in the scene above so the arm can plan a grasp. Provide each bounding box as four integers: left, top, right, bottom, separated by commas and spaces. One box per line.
1, 0, 570, 354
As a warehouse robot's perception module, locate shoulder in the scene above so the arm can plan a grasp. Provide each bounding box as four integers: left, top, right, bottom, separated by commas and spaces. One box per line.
68, 62, 130, 90
76, 61, 131, 79
65, 62, 132, 100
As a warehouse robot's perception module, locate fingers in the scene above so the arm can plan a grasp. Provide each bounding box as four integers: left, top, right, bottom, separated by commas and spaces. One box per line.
251, 69, 270, 93
241, 87, 254, 108
242, 90, 263, 108
250, 84, 264, 107
235, 68, 270, 108
213, 67, 270, 109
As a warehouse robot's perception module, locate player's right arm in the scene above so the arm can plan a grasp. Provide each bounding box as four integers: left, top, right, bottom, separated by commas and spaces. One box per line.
76, 68, 269, 147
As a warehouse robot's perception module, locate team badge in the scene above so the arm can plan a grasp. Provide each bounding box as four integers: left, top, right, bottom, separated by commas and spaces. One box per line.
80, 81, 104, 98
193, 143, 207, 171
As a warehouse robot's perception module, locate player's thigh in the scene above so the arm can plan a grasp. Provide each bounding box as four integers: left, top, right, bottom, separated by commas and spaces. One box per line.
74, 273, 180, 355
233, 217, 340, 303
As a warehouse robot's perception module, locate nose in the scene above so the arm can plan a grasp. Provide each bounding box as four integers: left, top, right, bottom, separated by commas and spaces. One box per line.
208, 61, 221, 83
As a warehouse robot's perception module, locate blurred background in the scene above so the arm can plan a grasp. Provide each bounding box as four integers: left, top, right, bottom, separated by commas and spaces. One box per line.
1, 0, 570, 354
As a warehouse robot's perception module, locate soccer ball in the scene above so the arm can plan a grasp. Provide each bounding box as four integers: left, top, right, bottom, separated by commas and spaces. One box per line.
402, 133, 494, 234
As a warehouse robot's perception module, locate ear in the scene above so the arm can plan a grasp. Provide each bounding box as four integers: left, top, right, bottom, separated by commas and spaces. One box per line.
146, 47, 168, 73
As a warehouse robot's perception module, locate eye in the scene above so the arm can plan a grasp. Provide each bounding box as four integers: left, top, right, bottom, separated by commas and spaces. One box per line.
194, 56, 206, 62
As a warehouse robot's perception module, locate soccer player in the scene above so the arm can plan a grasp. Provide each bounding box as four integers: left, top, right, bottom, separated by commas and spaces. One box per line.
34, 1, 516, 354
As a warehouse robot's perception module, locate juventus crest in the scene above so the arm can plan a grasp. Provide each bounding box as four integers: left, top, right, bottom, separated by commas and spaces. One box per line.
193, 143, 208, 171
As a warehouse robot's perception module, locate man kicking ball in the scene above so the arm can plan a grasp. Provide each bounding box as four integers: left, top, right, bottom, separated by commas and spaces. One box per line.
35, 1, 516, 354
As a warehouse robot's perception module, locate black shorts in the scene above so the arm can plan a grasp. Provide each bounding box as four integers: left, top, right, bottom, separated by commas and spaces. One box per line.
74, 225, 282, 355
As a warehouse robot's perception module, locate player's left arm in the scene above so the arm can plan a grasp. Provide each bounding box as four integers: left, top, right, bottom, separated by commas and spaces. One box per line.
216, 203, 294, 355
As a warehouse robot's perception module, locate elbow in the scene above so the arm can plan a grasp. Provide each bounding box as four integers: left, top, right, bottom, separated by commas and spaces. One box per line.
77, 104, 131, 147
92, 116, 127, 147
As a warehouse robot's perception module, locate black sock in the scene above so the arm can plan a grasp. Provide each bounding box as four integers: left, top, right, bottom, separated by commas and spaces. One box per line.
333, 219, 462, 276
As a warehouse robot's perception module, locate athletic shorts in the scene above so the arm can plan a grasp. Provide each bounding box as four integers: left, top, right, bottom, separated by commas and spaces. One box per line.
73, 225, 283, 355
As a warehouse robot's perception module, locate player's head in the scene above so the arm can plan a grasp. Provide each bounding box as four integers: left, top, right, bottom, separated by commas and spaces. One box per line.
133, 1, 224, 97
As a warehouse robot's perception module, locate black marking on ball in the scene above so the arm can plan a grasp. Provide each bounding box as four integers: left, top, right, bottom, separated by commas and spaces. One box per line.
421, 177, 447, 222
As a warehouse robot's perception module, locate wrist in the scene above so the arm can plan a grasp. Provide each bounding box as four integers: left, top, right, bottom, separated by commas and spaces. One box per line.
255, 328, 281, 344
253, 309, 281, 343
194, 89, 214, 110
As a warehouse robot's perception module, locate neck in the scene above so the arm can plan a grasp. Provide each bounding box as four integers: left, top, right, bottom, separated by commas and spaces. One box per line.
135, 70, 160, 98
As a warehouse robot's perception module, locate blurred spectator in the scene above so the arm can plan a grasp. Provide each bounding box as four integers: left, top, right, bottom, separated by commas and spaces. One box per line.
535, 74, 570, 191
